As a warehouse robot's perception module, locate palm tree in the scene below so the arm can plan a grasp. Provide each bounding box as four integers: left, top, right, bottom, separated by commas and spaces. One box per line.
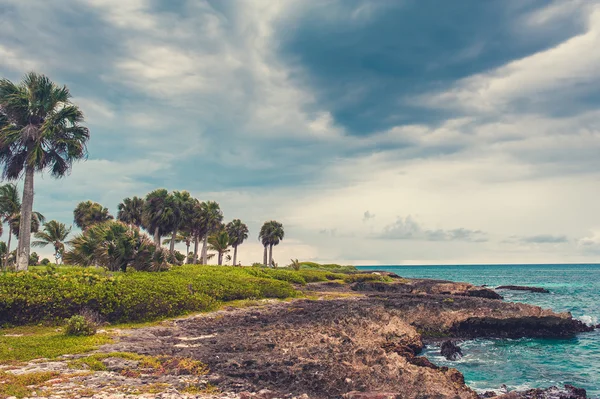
226, 219, 248, 266
117, 196, 144, 228
11, 212, 45, 242
208, 230, 230, 265
259, 221, 284, 268
73, 201, 113, 231
186, 199, 205, 264
167, 191, 193, 255
142, 189, 174, 246
163, 230, 192, 262
0, 73, 90, 271
32, 220, 71, 264
200, 201, 223, 265
0, 183, 21, 269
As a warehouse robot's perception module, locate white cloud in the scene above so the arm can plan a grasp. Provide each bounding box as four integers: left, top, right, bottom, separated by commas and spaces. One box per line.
422, 4, 600, 114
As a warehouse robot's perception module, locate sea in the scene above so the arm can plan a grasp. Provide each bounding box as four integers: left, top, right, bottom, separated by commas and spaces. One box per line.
357, 264, 600, 397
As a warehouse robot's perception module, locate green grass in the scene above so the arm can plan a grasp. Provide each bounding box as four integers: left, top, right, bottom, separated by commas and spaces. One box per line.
0, 370, 60, 398
0, 326, 113, 363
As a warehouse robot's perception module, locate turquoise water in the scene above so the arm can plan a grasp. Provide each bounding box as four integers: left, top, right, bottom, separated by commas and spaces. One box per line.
358, 264, 600, 396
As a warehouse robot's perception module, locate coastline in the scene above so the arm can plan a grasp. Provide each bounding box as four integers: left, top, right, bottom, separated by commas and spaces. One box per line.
2, 271, 595, 399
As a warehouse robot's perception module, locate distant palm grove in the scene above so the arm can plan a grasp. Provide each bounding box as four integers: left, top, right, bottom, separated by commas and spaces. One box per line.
0, 73, 284, 272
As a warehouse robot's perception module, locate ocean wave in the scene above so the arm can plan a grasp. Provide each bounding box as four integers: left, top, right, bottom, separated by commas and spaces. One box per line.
577, 315, 598, 326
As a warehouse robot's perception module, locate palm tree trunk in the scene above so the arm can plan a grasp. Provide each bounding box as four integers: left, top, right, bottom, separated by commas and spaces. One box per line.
54, 250, 59, 265
218, 252, 223, 265
169, 229, 177, 254
16, 165, 34, 272
201, 235, 208, 264
154, 227, 160, 246
5, 228, 12, 270
268, 244, 273, 268
263, 246, 267, 266
233, 245, 238, 266
193, 236, 199, 264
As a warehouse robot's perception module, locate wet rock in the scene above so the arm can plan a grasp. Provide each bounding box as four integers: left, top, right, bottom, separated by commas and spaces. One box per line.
495, 285, 550, 294
466, 289, 503, 300
440, 341, 463, 361
497, 384, 588, 399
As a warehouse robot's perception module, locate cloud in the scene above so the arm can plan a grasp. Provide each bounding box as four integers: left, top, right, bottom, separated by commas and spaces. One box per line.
504, 234, 569, 245
362, 211, 375, 222
379, 216, 487, 242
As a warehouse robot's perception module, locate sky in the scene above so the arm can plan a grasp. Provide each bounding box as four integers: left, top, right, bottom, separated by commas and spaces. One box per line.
2, 0, 600, 265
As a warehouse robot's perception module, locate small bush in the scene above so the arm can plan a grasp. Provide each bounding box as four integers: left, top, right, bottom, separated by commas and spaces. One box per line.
342, 273, 392, 283
65, 315, 97, 336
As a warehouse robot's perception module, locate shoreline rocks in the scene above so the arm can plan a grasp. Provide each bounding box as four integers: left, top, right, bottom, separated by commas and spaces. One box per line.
441, 340, 463, 361
495, 285, 550, 293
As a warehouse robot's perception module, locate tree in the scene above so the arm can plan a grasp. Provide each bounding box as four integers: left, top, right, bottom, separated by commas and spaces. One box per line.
259, 221, 284, 268
117, 196, 144, 228
142, 189, 174, 246
32, 220, 71, 264
0, 183, 20, 269
0, 241, 6, 269
11, 211, 45, 238
167, 191, 193, 255
208, 230, 230, 265
163, 230, 192, 262
64, 220, 167, 272
0, 72, 90, 271
200, 201, 223, 264
73, 201, 113, 231
226, 219, 248, 266
29, 251, 39, 266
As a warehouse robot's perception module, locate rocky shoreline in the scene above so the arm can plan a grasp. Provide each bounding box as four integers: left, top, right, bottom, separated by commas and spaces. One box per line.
2, 274, 595, 399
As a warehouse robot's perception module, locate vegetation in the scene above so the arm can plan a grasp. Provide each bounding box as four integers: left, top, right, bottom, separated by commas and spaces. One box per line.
0, 265, 329, 326
116, 196, 144, 228
226, 219, 248, 266
208, 230, 230, 265
291, 261, 358, 273
73, 200, 113, 231
63, 221, 168, 272
64, 314, 97, 336
259, 220, 284, 267
32, 220, 71, 264
0, 325, 112, 362
0, 72, 90, 271
0, 370, 60, 398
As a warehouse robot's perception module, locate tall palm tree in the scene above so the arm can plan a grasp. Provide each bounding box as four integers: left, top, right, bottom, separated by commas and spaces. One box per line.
142, 189, 175, 246
117, 196, 144, 228
11, 211, 45, 239
200, 201, 223, 265
0, 183, 21, 269
259, 223, 270, 266
163, 230, 192, 262
32, 220, 71, 264
259, 221, 284, 268
226, 219, 248, 266
73, 201, 113, 231
186, 199, 205, 264
0, 72, 90, 271
167, 191, 193, 255
208, 230, 230, 265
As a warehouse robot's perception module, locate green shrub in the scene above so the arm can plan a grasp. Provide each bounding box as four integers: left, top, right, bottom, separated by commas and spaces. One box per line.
342, 273, 392, 283
65, 315, 97, 336
0, 265, 302, 325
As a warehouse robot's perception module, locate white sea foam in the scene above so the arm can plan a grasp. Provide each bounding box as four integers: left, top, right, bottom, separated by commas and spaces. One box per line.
577, 315, 598, 326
